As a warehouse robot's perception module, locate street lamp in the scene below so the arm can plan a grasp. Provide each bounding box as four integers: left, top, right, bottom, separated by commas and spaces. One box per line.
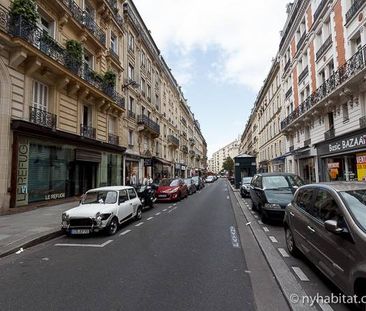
122, 80, 140, 90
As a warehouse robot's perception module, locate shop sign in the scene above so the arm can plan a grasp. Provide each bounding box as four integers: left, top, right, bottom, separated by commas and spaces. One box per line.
16, 139, 29, 206
319, 133, 366, 155
181, 165, 186, 171
175, 163, 181, 170
357, 152, 366, 181
327, 162, 340, 169
45, 193, 66, 200
144, 159, 152, 166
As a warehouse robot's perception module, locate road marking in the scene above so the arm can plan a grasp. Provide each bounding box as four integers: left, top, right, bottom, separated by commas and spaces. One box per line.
168, 206, 178, 213
147, 217, 154, 220
155, 212, 161, 215
258, 220, 263, 225
292, 267, 310, 281
230, 226, 240, 248
162, 209, 167, 212
135, 222, 144, 227
55, 240, 113, 248
263, 227, 269, 232
254, 215, 258, 219
278, 248, 290, 258
251, 211, 254, 214
269, 236, 278, 243
226, 196, 230, 200
119, 230, 131, 236
318, 303, 334, 311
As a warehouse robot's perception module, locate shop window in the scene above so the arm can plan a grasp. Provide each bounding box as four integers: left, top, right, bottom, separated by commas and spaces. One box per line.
343, 103, 349, 122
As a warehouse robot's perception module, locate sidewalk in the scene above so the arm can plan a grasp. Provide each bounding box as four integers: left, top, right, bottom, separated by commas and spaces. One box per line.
0, 201, 78, 258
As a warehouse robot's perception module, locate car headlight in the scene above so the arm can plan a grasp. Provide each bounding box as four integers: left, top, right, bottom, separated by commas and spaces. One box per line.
265, 203, 282, 209
62, 213, 69, 221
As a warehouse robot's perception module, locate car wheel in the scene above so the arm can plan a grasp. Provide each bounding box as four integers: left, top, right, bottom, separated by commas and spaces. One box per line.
285, 227, 300, 257
261, 210, 268, 224
135, 206, 142, 220
106, 217, 118, 236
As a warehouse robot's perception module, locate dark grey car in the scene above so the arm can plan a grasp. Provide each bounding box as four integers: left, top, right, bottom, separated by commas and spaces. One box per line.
284, 182, 366, 309
249, 173, 304, 223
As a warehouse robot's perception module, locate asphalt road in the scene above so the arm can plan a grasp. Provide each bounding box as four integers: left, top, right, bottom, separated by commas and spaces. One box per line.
0, 179, 256, 311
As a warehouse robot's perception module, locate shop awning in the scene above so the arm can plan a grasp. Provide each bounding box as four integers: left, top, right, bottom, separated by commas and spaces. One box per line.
153, 157, 172, 166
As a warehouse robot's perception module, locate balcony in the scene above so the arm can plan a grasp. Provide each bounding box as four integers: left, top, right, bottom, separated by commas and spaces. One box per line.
285, 87, 292, 99
324, 128, 335, 140
61, 0, 106, 46
296, 32, 306, 51
189, 150, 195, 158
359, 116, 366, 129
346, 0, 364, 24
283, 59, 291, 75
313, 0, 328, 22
189, 138, 195, 146
80, 124, 96, 139
29, 107, 57, 129
298, 66, 309, 83
137, 115, 160, 138
108, 133, 119, 145
304, 138, 311, 147
281, 44, 366, 130
108, 48, 120, 62
128, 110, 136, 120
289, 145, 294, 152
168, 135, 179, 148
316, 35, 332, 61
181, 145, 188, 153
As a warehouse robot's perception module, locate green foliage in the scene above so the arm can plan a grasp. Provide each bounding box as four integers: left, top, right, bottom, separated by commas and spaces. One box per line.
65, 40, 83, 64
222, 157, 234, 175
103, 70, 116, 87
10, 0, 39, 26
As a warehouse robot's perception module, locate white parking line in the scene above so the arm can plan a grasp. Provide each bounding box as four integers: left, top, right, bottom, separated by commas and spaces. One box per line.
258, 220, 263, 225
278, 248, 290, 258
230, 226, 240, 248
263, 227, 269, 232
135, 222, 144, 227
147, 217, 154, 221
254, 215, 258, 219
318, 303, 334, 311
269, 236, 278, 243
155, 212, 161, 215
168, 206, 178, 213
162, 209, 167, 212
55, 240, 113, 248
119, 230, 131, 236
226, 196, 230, 200
292, 267, 310, 281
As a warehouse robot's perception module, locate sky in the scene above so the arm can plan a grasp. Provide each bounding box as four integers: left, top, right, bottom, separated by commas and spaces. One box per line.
133, 0, 289, 158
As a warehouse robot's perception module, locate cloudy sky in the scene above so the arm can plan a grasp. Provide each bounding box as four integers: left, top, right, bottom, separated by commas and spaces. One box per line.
133, 0, 289, 157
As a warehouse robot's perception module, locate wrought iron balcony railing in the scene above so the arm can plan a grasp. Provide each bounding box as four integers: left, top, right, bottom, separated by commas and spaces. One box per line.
181, 145, 188, 153
168, 135, 179, 146
108, 133, 119, 145
316, 35, 332, 61
304, 138, 311, 147
345, 0, 364, 24
324, 128, 335, 140
297, 32, 306, 51
189, 138, 195, 146
285, 87, 292, 99
289, 145, 294, 152
109, 48, 120, 62
61, 0, 106, 45
80, 124, 96, 139
283, 59, 291, 74
298, 66, 309, 83
137, 115, 160, 135
128, 110, 136, 119
281, 43, 366, 130
313, 0, 328, 22
360, 116, 366, 129
29, 106, 57, 129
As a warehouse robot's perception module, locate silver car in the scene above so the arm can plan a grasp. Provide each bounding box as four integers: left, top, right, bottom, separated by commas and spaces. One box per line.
284, 182, 366, 309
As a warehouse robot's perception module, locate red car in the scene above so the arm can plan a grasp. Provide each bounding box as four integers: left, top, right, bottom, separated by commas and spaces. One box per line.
155, 178, 189, 202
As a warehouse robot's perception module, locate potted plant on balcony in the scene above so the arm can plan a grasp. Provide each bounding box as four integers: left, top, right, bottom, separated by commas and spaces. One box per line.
9, 0, 39, 37
65, 40, 83, 74
102, 70, 116, 96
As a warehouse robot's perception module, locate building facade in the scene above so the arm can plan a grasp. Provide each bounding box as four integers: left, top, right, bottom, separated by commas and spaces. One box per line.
209, 139, 239, 174
0, 0, 206, 210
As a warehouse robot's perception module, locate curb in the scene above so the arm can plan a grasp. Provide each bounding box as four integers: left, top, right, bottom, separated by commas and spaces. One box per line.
0, 229, 64, 259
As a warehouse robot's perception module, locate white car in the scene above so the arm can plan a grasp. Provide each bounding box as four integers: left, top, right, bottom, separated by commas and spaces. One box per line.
61, 186, 142, 236
205, 176, 215, 183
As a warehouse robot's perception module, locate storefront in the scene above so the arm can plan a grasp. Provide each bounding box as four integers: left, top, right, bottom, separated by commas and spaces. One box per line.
174, 163, 186, 178
152, 157, 172, 182
270, 156, 285, 173
124, 151, 141, 186
293, 148, 316, 183
11, 120, 125, 208
316, 129, 366, 182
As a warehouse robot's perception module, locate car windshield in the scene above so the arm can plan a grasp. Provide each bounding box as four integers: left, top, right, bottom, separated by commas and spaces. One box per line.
192, 176, 199, 181
184, 179, 192, 184
263, 176, 290, 189
159, 179, 173, 186
242, 177, 252, 184
82, 191, 118, 204
170, 179, 180, 186
340, 190, 366, 231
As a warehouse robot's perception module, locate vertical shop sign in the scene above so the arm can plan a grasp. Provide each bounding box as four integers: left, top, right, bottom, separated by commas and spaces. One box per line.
16, 139, 29, 206
356, 153, 366, 181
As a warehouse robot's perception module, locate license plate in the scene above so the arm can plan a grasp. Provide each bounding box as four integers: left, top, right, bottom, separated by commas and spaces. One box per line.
158, 194, 167, 198
71, 229, 90, 235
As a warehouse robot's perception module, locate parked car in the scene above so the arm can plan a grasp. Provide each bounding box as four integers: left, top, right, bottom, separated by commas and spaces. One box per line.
249, 173, 304, 223
240, 177, 252, 198
184, 178, 197, 195
61, 186, 142, 236
205, 176, 215, 183
284, 182, 366, 309
155, 178, 189, 202
192, 176, 204, 190
134, 184, 156, 209
228, 176, 235, 184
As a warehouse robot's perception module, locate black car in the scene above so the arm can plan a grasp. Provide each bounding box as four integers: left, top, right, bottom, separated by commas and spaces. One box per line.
134, 184, 156, 209
191, 176, 204, 190
240, 177, 252, 198
184, 178, 197, 195
249, 173, 304, 223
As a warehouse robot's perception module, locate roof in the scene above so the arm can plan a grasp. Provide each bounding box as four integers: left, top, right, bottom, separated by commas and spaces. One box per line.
301, 182, 366, 192
255, 173, 298, 177
86, 186, 134, 192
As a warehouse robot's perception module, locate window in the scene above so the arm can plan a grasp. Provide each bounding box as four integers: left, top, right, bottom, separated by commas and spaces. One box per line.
343, 103, 349, 122
84, 49, 94, 69
295, 188, 314, 212
141, 78, 146, 95
140, 51, 146, 67
128, 130, 134, 146
314, 190, 341, 222
127, 188, 137, 199
147, 84, 151, 101
110, 32, 117, 53
128, 64, 134, 80
32, 80, 49, 111
128, 97, 134, 111
83, 105, 92, 126
108, 116, 116, 134
119, 190, 128, 204
128, 32, 134, 51
147, 60, 151, 74
39, 13, 54, 37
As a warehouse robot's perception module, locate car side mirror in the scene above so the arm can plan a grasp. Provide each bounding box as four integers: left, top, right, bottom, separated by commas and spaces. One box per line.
324, 220, 343, 234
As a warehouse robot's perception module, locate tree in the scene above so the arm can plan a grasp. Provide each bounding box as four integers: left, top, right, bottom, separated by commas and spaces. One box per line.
222, 157, 234, 176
